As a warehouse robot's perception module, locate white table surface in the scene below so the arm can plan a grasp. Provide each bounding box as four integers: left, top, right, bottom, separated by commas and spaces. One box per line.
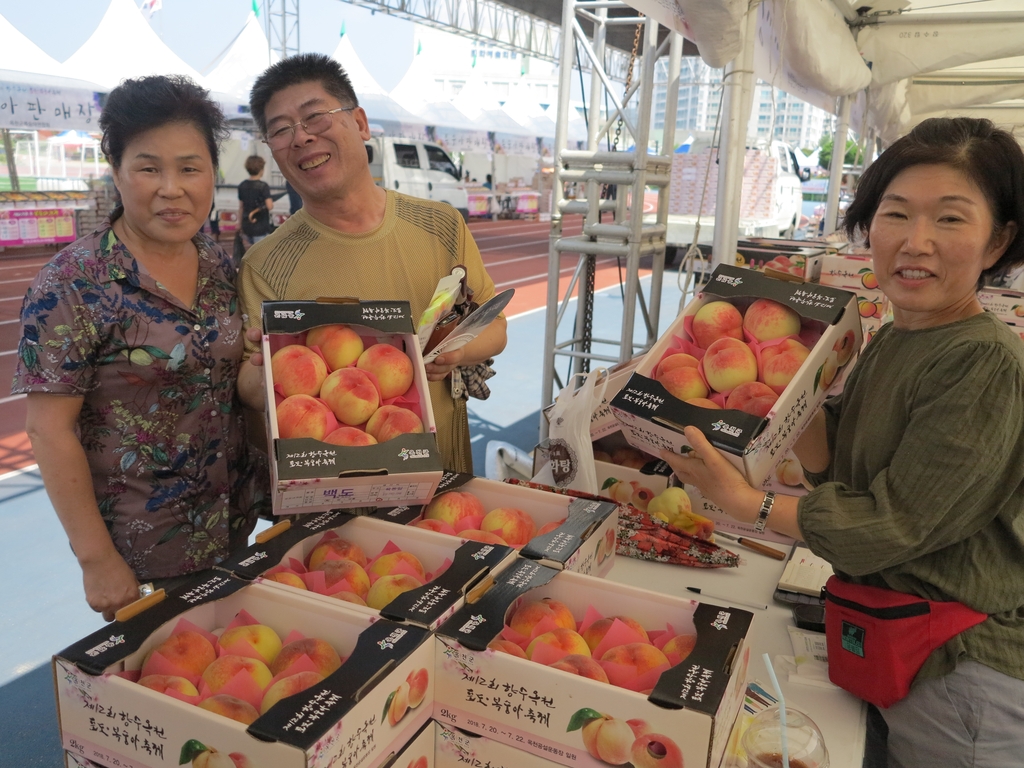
605, 546, 867, 768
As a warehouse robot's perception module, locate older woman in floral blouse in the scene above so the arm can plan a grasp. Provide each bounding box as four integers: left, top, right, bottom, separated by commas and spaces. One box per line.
12, 76, 268, 621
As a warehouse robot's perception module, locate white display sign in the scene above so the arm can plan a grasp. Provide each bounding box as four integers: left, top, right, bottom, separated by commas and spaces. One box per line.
0, 80, 103, 131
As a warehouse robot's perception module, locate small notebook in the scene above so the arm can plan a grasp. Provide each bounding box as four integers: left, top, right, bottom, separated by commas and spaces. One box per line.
778, 545, 834, 597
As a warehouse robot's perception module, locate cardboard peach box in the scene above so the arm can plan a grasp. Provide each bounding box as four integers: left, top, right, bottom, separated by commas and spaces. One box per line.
218, 511, 517, 630
697, 242, 825, 281
609, 265, 862, 489
433, 561, 751, 768
805, 252, 877, 291
685, 483, 796, 546
55, 576, 434, 768
390, 719, 435, 768
261, 299, 443, 513
391, 472, 619, 577
591, 430, 672, 506
978, 288, 1024, 324
434, 720, 563, 768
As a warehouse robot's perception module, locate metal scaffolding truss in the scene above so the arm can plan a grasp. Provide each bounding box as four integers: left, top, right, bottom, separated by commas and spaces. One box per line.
266, 0, 301, 59
540, 0, 683, 435
341, 0, 635, 79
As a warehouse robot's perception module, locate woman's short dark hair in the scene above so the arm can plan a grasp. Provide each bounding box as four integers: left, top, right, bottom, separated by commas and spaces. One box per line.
843, 117, 1024, 286
244, 155, 266, 176
99, 75, 228, 169
249, 53, 358, 136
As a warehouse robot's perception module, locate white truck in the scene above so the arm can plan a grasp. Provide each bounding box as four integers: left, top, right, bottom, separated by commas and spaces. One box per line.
659, 140, 808, 265
366, 136, 470, 221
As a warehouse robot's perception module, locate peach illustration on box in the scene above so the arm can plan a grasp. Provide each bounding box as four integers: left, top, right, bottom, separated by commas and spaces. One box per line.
858, 268, 878, 290
179, 739, 251, 768
568, 709, 683, 768
383, 667, 429, 726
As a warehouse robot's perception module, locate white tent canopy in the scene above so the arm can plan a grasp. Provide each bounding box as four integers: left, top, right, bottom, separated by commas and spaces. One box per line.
204, 12, 276, 103
0, 11, 70, 77
63, 0, 206, 89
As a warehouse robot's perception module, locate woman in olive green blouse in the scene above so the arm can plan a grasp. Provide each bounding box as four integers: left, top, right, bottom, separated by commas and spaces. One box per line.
663, 117, 1024, 768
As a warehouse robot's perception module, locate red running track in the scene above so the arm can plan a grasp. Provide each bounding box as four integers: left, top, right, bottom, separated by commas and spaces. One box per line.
0, 216, 650, 474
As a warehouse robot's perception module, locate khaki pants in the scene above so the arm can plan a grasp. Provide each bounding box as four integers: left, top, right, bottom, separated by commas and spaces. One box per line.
882, 660, 1024, 768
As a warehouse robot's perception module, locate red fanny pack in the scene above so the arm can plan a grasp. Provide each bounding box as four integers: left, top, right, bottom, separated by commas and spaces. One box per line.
824, 575, 987, 709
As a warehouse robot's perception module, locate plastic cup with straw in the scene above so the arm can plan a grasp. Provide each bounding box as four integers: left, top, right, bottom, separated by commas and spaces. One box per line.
740, 654, 830, 768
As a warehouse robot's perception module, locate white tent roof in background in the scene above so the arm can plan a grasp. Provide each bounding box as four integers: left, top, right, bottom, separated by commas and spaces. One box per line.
204, 12, 276, 101
0, 11, 68, 77
391, 59, 480, 131
500, 86, 555, 138
332, 32, 386, 96
63, 0, 205, 89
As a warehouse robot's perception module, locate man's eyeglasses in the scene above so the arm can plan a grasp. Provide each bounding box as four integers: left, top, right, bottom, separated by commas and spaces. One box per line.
263, 106, 355, 150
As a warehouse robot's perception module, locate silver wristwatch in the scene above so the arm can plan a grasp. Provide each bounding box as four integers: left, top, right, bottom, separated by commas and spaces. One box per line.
753, 491, 777, 534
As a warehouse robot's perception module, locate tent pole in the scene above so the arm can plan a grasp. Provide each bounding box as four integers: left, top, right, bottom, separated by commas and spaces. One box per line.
824, 95, 851, 235
540, 0, 579, 438
2, 129, 20, 192
712, 4, 757, 268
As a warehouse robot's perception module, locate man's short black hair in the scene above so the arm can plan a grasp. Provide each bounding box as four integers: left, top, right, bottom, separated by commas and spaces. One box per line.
99, 75, 227, 168
844, 117, 1024, 288
249, 53, 359, 136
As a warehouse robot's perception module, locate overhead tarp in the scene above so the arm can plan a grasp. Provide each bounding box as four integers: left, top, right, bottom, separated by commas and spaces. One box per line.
204, 11, 276, 119
63, 0, 206, 89
628, 0, 746, 69
753, 0, 871, 113
857, 11, 1024, 87
907, 56, 1024, 116
0, 69, 105, 131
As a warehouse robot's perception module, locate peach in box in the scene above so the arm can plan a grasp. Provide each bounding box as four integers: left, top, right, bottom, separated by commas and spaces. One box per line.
197, 693, 260, 725
526, 628, 591, 660
271, 344, 328, 397
657, 365, 708, 401
271, 638, 342, 678
142, 630, 216, 680
702, 337, 757, 393
323, 426, 378, 446
367, 573, 424, 610
305, 324, 364, 371
691, 301, 743, 349
654, 353, 699, 379
218, 624, 282, 666
581, 616, 649, 652
276, 395, 337, 440
600, 642, 670, 677
424, 491, 485, 529
480, 507, 537, 547
369, 551, 427, 582
201, 655, 273, 694
725, 381, 778, 418
260, 670, 324, 715
318, 559, 371, 598
358, 343, 414, 400
509, 597, 576, 638
320, 367, 381, 426
743, 298, 801, 342
548, 654, 610, 683
308, 537, 368, 570
761, 339, 810, 394
137, 674, 199, 697
366, 405, 423, 443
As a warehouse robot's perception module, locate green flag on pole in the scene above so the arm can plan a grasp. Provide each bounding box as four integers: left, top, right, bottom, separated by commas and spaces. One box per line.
340, 21, 346, 37
252, 0, 260, 17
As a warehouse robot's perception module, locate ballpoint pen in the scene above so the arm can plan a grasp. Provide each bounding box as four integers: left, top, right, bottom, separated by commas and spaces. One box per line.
714, 530, 787, 560
686, 586, 768, 611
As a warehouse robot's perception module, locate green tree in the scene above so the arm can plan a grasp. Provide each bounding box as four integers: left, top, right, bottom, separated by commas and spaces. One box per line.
818, 135, 860, 169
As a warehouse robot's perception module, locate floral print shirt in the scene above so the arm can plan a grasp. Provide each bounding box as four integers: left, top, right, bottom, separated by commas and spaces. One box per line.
12, 218, 269, 579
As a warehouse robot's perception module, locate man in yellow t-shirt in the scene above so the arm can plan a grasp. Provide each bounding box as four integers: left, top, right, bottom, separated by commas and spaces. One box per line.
237, 54, 506, 473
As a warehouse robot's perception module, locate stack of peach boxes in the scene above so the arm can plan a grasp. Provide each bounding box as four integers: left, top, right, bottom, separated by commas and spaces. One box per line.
976, 286, 1024, 341
54, 298, 758, 768
805, 250, 891, 351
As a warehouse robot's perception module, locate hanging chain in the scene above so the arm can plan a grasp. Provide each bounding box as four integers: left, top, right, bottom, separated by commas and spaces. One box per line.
613, 17, 643, 152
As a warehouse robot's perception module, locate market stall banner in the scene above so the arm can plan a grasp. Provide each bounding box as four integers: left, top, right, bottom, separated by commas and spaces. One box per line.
0, 80, 103, 131
0, 209, 77, 246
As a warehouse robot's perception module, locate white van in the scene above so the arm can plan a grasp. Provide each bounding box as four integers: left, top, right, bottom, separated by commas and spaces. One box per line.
366, 137, 470, 221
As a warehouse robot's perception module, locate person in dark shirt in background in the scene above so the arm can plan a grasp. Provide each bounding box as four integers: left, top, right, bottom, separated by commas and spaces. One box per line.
237, 155, 273, 251
285, 179, 302, 214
